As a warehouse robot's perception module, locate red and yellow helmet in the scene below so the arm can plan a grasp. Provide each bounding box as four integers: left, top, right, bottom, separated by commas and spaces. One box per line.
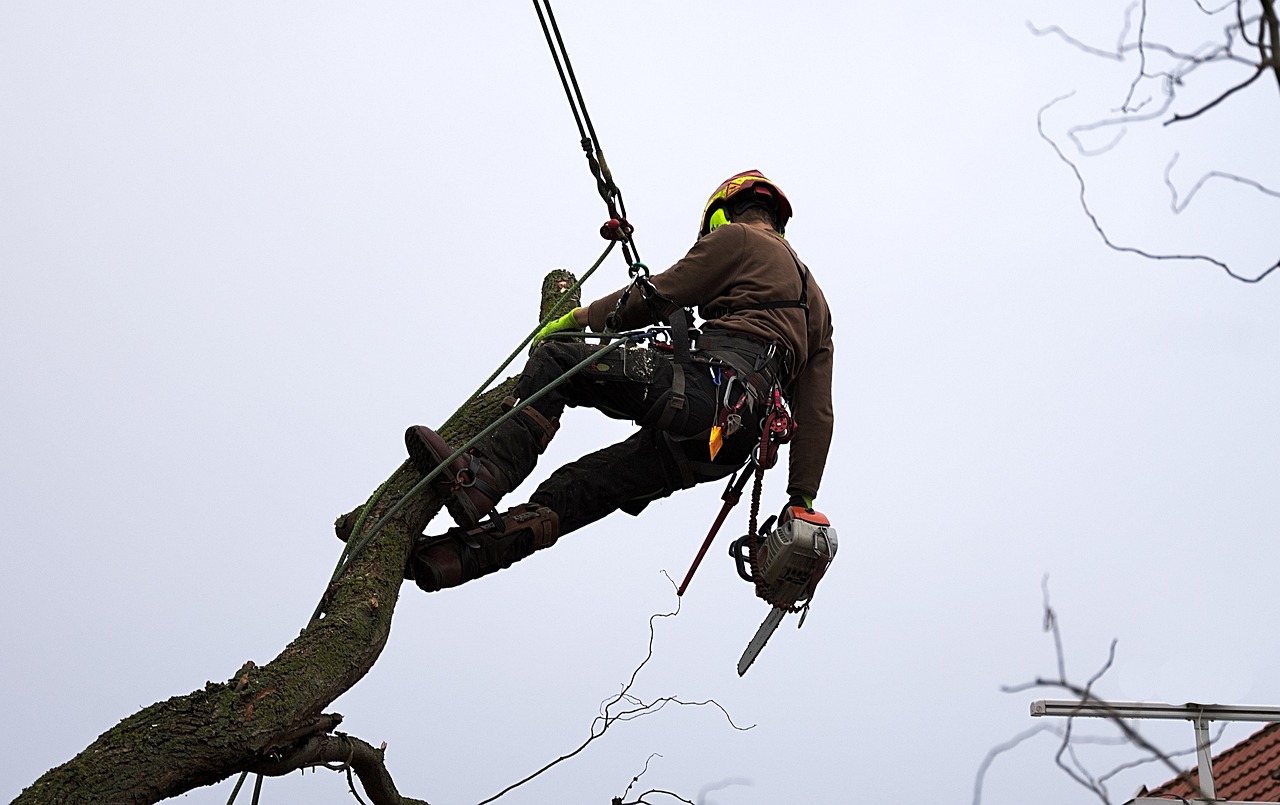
699, 169, 793, 238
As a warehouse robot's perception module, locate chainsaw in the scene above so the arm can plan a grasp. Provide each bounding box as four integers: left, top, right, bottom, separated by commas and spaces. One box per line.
728, 505, 838, 675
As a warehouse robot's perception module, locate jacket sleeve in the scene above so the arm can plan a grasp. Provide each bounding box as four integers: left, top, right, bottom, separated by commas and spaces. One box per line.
786, 330, 834, 500
585, 226, 744, 331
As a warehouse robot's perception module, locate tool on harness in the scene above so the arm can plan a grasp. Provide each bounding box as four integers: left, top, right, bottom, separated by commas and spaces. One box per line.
730, 506, 838, 675
676, 456, 757, 597
675, 382, 793, 597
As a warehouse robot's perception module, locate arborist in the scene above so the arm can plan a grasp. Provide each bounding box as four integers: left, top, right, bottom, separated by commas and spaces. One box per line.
402, 170, 834, 593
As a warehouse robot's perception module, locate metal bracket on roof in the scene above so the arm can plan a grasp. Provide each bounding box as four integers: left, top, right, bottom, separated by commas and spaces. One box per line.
1030, 700, 1280, 804
1193, 714, 1217, 802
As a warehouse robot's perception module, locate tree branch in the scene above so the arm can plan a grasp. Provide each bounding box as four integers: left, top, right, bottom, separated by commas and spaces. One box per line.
1164, 63, 1265, 124
14, 270, 583, 804
246, 732, 429, 805
1262, 0, 1280, 94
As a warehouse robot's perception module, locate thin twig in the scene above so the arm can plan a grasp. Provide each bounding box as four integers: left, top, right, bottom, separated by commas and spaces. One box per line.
988, 580, 1211, 805
477, 582, 748, 805
1163, 152, 1280, 213
1037, 94, 1280, 283
1165, 64, 1265, 124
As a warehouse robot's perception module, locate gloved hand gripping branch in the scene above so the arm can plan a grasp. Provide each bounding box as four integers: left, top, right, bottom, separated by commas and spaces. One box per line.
531, 307, 585, 349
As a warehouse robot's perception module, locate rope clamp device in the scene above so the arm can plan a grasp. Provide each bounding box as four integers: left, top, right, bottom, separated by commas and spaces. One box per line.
756, 390, 795, 470
600, 217, 634, 242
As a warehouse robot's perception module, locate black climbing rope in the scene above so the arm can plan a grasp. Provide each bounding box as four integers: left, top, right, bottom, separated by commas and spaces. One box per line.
531, 0, 642, 269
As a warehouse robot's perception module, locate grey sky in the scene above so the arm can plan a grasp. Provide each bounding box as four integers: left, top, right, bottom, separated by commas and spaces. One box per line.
3, 2, 1279, 803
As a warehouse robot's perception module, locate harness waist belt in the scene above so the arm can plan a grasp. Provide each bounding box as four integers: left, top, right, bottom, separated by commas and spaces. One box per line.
694, 330, 787, 394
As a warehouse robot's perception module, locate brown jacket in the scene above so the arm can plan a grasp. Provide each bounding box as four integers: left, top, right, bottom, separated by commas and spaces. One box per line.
586, 223, 834, 498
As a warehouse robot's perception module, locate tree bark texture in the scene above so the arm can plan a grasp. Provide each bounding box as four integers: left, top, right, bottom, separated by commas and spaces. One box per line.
14, 271, 582, 804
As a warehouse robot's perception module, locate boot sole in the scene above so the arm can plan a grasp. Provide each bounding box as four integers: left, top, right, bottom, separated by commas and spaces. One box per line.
405, 426, 485, 529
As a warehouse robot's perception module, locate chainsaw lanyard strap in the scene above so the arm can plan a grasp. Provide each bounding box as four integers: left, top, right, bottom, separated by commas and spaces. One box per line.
748, 392, 799, 609
532, 0, 642, 267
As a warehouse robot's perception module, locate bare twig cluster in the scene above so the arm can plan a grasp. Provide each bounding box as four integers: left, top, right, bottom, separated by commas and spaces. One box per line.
973, 578, 1220, 805
478, 583, 751, 805
1031, 0, 1280, 283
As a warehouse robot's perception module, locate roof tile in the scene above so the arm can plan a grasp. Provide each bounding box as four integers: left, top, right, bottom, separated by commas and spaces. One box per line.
1145, 722, 1280, 802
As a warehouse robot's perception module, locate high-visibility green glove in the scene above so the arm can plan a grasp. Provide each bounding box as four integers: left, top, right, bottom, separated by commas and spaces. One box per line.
531, 308, 582, 350
788, 493, 815, 511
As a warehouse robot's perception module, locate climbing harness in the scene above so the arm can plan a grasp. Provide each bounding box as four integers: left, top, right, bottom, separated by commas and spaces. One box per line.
705, 241, 812, 325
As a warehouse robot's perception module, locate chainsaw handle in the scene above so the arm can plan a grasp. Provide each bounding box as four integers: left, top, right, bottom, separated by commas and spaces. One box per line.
728, 535, 755, 583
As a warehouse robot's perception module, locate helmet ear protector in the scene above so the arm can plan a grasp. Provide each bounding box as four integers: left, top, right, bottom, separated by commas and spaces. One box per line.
706, 206, 732, 234
706, 198, 776, 235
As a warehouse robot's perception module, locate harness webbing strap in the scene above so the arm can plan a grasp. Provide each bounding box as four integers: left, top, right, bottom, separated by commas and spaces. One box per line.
707, 251, 810, 323
667, 306, 694, 364
653, 364, 686, 430
662, 432, 697, 489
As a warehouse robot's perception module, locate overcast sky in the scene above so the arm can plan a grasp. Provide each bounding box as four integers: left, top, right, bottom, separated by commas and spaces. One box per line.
4, 2, 1279, 804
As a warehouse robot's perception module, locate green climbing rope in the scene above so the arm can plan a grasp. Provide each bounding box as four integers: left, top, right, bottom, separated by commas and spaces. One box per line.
444, 240, 614, 426
310, 330, 634, 623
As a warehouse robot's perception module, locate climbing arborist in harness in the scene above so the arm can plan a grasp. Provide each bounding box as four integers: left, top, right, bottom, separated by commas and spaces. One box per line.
401, 170, 835, 593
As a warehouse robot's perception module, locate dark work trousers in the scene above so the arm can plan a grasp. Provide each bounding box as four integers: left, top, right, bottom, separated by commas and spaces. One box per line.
477, 339, 761, 536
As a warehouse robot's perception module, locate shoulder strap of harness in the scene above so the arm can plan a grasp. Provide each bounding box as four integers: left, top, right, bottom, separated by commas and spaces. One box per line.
707, 250, 810, 323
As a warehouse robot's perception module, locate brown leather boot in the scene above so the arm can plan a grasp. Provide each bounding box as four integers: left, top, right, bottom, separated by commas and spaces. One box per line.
405, 404, 560, 529
407, 503, 560, 593
405, 425, 509, 528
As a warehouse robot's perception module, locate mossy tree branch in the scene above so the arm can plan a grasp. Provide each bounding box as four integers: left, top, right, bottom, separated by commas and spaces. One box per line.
14, 270, 581, 805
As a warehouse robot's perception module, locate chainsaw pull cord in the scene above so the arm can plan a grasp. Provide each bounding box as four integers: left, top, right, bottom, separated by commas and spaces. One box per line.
532, 0, 641, 268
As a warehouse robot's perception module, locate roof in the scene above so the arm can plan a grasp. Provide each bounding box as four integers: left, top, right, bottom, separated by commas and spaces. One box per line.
1138, 722, 1280, 802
